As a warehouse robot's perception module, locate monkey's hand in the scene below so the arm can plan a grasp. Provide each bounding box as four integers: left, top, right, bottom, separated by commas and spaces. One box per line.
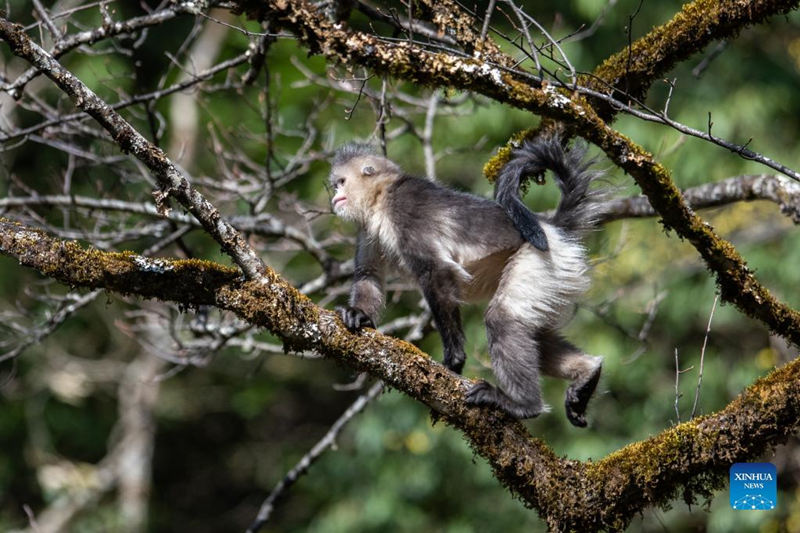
337, 306, 376, 331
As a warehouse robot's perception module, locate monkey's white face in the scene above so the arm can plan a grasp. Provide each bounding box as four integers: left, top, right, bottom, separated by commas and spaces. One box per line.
330, 175, 353, 217
329, 155, 399, 222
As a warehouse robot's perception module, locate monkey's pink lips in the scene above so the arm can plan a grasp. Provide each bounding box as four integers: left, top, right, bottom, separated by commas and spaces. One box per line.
332, 196, 347, 209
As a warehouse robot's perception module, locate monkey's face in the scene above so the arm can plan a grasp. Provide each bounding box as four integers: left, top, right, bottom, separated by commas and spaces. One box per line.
329, 155, 399, 222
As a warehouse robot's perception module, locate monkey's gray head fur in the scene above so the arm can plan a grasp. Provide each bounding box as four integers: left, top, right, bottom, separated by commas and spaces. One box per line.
332, 143, 379, 167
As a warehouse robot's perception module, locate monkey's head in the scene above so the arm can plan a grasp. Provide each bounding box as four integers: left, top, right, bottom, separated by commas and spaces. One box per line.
329, 143, 401, 222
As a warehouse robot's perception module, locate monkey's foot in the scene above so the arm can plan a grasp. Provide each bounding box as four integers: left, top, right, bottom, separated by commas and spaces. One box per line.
565, 358, 603, 428
336, 306, 375, 331
466, 380, 547, 419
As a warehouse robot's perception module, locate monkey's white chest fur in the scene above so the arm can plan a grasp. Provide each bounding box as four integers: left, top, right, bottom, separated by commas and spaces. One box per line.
363, 204, 403, 259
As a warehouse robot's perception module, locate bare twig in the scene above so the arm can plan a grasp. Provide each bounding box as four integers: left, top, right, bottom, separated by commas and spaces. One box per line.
479, 0, 497, 44
3, 1, 221, 98
31, 0, 62, 43
0, 290, 101, 363
246, 380, 384, 532
691, 296, 719, 419
1, 52, 251, 144
423, 90, 439, 180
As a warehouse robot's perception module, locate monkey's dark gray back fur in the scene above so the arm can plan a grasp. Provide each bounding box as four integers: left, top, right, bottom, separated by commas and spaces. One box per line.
495, 137, 606, 235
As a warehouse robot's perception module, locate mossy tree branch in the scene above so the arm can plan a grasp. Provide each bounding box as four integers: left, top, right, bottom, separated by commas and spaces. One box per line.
586, 0, 800, 114
2, 218, 800, 531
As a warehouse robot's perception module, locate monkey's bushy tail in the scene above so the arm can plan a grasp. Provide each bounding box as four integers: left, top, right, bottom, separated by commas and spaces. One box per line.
494, 136, 605, 238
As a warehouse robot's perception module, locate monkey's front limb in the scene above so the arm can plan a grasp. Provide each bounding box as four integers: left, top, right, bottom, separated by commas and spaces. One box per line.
409, 258, 467, 374
342, 230, 385, 331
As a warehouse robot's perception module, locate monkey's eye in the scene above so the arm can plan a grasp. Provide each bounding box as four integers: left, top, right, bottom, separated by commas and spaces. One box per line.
361, 166, 375, 176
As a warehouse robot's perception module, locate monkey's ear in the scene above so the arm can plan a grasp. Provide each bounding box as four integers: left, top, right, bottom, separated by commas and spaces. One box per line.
361, 165, 375, 176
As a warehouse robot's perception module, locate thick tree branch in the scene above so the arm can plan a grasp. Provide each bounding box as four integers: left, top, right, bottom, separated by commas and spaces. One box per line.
3, 219, 800, 530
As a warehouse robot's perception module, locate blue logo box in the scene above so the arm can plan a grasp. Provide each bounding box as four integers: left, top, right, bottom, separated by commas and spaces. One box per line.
729, 462, 777, 510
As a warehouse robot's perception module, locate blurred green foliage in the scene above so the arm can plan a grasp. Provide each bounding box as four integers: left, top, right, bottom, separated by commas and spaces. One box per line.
1, 1, 799, 532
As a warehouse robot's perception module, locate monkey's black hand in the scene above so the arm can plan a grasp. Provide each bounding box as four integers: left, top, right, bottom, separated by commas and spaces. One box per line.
337, 306, 375, 331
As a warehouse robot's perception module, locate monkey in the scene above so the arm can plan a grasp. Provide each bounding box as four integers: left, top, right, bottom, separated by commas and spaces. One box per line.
329, 137, 605, 425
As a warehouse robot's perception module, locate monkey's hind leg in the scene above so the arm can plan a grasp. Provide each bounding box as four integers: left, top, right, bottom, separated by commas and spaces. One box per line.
538, 330, 602, 427
466, 304, 549, 419
466, 244, 562, 419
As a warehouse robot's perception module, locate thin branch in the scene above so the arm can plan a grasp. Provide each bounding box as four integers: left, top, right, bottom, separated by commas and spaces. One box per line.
506, 70, 800, 183
1, 51, 251, 144
691, 296, 718, 419
479, 0, 497, 43
0, 290, 100, 363
246, 309, 431, 530
692, 40, 728, 78
3, 1, 221, 98
31, 0, 62, 42
422, 90, 439, 180
504, 0, 575, 84
246, 380, 384, 532
0, 195, 328, 263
